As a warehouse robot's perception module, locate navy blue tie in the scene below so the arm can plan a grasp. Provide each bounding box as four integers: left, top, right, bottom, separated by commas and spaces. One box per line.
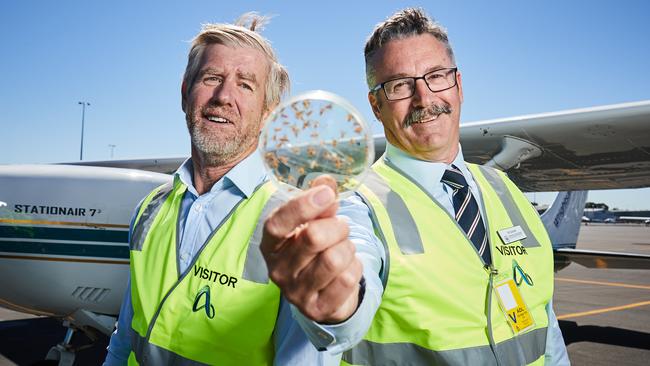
441, 165, 491, 264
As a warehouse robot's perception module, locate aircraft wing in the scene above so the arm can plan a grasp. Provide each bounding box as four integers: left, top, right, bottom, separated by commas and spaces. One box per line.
554, 248, 650, 270
60, 100, 650, 190
459, 100, 650, 192
60, 157, 187, 175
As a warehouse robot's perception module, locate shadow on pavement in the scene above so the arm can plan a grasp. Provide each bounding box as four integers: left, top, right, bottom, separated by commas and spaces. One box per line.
560, 320, 650, 350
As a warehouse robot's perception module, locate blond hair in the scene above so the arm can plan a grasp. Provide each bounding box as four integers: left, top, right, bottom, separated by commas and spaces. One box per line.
183, 12, 289, 111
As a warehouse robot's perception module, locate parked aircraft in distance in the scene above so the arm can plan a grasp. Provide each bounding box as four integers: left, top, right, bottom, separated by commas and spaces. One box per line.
618, 216, 650, 225
1, 100, 650, 365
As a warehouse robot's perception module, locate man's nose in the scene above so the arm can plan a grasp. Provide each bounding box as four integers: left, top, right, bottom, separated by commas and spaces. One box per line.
412, 78, 436, 107
210, 79, 235, 106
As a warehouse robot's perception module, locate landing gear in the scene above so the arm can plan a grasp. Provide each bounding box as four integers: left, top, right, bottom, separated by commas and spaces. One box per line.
43, 319, 102, 366
43, 321, 77, 366
36, 311, 115, 365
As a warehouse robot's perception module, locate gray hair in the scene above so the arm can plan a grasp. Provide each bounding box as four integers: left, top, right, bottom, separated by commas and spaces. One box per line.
183, 12, 290, 111
364, 8, 455, 88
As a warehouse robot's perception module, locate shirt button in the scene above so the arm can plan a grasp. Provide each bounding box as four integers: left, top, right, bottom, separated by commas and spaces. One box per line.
180, 253, 189, 261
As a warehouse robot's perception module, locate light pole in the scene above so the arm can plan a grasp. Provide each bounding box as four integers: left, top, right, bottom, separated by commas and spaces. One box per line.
78, 101, 90, 160
108, 144, 116, 159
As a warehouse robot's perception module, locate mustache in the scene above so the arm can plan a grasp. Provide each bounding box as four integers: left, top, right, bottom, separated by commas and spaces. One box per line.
404, 103, 452, 127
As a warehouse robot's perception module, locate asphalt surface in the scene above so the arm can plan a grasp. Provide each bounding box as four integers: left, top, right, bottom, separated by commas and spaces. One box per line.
1, 223, 649, 365
554, 223, 650, 365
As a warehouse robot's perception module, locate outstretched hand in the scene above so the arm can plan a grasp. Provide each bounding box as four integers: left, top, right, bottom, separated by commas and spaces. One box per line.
260, 175, 362, 323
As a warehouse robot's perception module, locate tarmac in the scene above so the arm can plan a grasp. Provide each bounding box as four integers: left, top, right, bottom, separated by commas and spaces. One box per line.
1, 223, 649, 365
554, 223, 650, 365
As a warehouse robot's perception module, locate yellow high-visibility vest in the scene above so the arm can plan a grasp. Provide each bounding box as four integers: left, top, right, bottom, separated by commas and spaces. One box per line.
343, 160, 554, 366
128, 178, 282, 366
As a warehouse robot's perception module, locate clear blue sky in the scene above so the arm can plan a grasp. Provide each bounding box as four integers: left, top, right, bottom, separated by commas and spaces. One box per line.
1, 0, 649, 210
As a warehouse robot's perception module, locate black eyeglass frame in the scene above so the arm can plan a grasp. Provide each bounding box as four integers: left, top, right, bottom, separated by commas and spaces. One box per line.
370, 67, 459, 101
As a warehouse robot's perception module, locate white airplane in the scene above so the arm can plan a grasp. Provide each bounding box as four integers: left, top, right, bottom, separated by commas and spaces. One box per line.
2, 100, 650, 365
617, 216, 650, 225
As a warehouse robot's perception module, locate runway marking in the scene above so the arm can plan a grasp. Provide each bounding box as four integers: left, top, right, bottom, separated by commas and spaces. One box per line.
557, 300, 650, 320
556, 277, 650, 291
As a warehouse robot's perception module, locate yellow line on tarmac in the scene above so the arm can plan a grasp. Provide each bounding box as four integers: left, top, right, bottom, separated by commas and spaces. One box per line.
555, 277, 650, 291
557, 300, 650, 320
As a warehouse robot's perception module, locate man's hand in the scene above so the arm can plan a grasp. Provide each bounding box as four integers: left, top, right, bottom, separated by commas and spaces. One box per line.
261, 176, 362, 323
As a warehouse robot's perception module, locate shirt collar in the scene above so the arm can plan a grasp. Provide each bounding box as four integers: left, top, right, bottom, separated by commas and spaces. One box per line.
174, 150, 268, 198
384, 142, 469, 187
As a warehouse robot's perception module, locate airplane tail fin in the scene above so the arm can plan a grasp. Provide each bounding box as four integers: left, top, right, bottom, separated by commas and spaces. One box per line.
540, 191, 588, 249
544, 190, 650, 271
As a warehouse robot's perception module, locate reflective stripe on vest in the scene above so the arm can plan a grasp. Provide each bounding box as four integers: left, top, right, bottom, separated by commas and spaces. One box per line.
342, 326, 547, 366
362, 170, 424, 254
130, 182, 173, 251
477, 166, 540, 248
130, 332, 209, 366
361, 166, 539, 254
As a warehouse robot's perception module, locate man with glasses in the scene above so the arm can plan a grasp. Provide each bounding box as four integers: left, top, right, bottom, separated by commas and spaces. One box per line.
370, 67, 458, 102
261, 7, 569, 366
339, 8, 569, 365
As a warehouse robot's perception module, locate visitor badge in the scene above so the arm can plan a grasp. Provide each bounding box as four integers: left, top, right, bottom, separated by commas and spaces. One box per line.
497, 226, 527, 245
494, 278, 535, 334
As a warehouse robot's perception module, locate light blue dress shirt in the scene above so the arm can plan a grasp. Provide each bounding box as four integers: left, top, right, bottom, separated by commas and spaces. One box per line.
308, 142, 569, 365
103, 151, 338, 366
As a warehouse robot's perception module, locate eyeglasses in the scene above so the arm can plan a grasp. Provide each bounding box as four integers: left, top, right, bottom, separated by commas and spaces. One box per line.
370, 67, 458, 101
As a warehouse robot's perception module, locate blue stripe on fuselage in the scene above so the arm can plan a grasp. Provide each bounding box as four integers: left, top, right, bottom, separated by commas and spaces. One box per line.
0, 225, 128, 243
0, 240, 129, 259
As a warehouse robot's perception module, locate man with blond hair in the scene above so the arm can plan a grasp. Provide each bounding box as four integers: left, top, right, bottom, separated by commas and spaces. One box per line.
104, 13, 333, 365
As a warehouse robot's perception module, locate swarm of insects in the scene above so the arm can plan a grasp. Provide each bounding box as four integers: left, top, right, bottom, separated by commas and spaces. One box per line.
261, 94, 372, 196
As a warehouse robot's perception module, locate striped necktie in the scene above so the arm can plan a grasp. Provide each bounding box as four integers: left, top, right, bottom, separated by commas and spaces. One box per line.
441, 165, 491, 264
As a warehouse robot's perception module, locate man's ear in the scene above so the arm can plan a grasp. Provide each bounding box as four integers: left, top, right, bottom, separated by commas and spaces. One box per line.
456, 71, 463, 104
181, 81, 188, 113
260, 102, 276, 129
368, 92, 382, 120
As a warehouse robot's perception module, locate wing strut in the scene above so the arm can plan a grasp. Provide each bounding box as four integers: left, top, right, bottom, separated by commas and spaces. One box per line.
485, 135, 542, 170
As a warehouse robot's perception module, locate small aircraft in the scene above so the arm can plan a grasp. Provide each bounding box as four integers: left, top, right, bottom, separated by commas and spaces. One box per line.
618, 216, 650, 225
1, 100, 650, 365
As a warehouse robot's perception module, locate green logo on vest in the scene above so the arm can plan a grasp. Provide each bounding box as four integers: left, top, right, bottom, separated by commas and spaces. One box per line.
192, 285, 215, 319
